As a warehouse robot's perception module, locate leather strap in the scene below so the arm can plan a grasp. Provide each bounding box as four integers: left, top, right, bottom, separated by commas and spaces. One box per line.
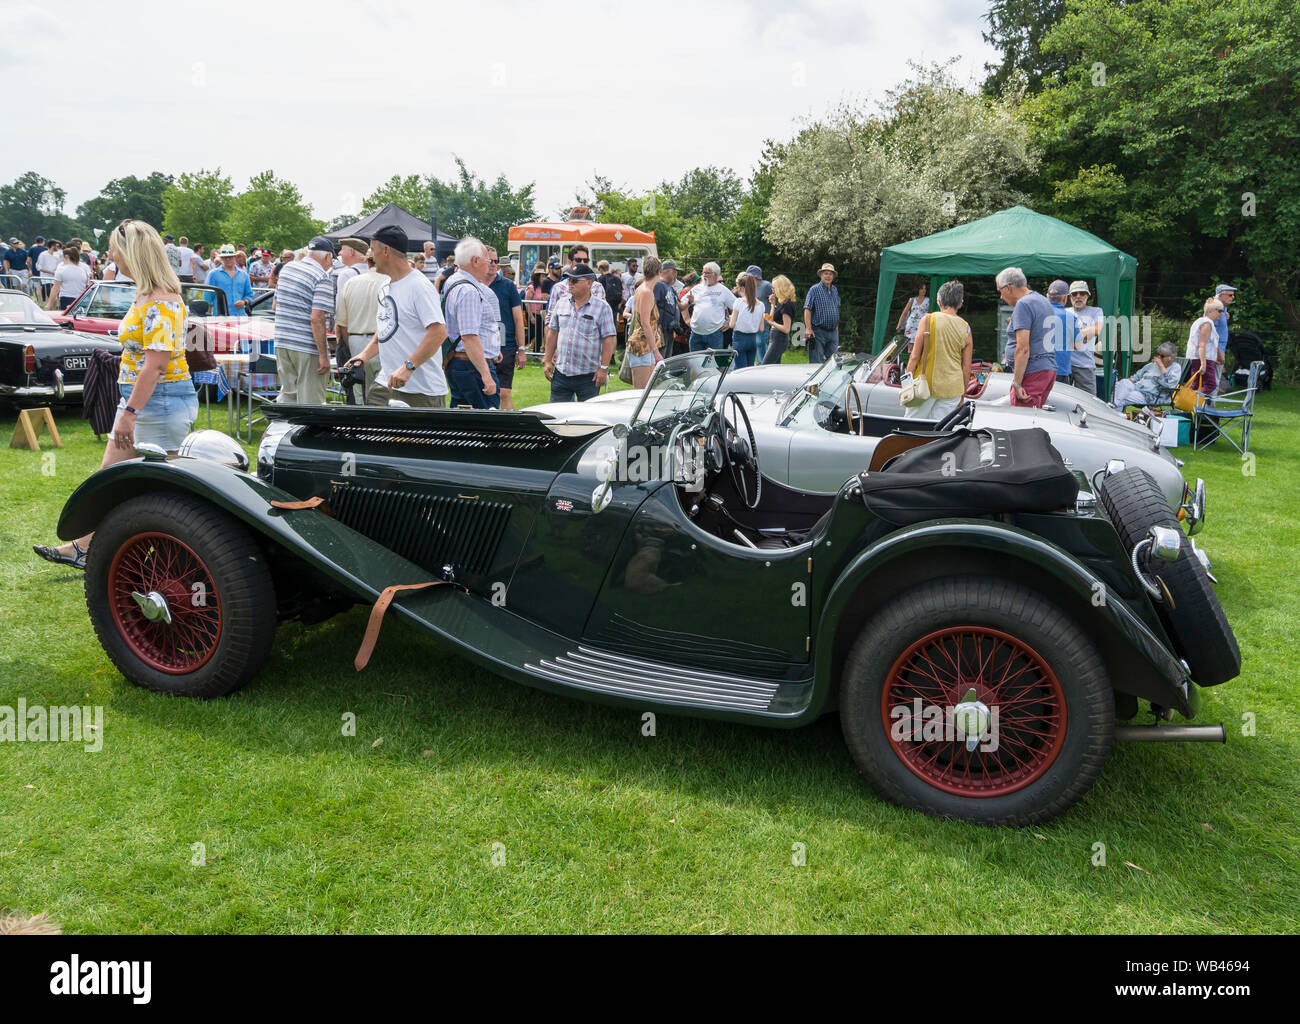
354, 581, 448, 670
270, 496, 327, 510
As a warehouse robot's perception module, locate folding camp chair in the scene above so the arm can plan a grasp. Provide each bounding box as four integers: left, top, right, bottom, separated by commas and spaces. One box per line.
1192, 360, 1262, 454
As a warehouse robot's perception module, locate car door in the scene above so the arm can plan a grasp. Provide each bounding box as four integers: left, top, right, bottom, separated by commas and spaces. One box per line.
65, 284, 133, 337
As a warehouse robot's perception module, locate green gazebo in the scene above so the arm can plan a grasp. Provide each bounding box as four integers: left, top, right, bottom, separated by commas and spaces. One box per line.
871, 206, 1138, 394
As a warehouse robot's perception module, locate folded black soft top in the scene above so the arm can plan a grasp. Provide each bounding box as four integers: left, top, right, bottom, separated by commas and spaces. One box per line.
856, 427, 1079, 525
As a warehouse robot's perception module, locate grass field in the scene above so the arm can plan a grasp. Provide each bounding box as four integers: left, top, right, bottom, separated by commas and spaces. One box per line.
2, 365, 1297, 934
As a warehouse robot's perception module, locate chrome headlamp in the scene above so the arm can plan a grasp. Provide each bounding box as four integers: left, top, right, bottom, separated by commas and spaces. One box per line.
178, 429, 250, 471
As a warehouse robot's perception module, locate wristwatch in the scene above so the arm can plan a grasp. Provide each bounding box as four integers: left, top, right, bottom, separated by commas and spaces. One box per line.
404, 360, 416, 371
124, 404, 139, 415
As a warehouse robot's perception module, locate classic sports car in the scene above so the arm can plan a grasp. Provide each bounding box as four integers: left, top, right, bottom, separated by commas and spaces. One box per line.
51, 280, 275, 354
58, 351, 1239, 825
529, 345, 1201, 520
0, 289, 122, 405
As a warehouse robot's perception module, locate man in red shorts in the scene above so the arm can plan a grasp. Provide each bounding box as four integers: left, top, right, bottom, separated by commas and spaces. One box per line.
997, 267, 1058, 408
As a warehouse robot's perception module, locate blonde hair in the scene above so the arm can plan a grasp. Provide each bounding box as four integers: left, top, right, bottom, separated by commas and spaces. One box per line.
109, 220, 180, 296
596, 259, 610, 273
772, 274, 796, 304
1205, 298, 1224, 314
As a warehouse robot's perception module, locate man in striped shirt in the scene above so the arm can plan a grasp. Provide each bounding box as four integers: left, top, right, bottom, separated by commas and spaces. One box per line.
442, 237, 502, 409
544, 264, 616, 402
274, 236, 335, 404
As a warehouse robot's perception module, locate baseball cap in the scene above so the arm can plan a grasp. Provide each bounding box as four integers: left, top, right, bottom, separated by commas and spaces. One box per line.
7, 237, 17, 244
1047, 278, 1070, 297
163, 234, 174, 241
746, 264, 763, 279
547, 256, 561, 269
34, 236, 44, 243
1215, 283, 1237, 295
661, 259, 679, 271
1068, 280, 1091, 295
564, 264, 596, 280
370, 225, 407, 253
308, 236, 337, 254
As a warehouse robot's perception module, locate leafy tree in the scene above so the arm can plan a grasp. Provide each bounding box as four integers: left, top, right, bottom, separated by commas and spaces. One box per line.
163, 169, 233, 248
76, 172, 173, 238
592, 188, 689, 259
765, 65, 1037, 265
982, 0, 1069, 96
426, 157, 539, 254
221, 170, 323, 253
660, 166, 744, 225
361, 174, 430, 217
1030, 0, 1300, 370
0, 172, 86, 243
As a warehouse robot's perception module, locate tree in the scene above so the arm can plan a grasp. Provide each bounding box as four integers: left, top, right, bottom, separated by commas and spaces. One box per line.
163, 169, 233, 248
361, 174, 430, 217
0, 172, 86, 243
76, 172, 173, 238
592, 188, 690, 259
426, 157, 539, 253
1029, 0, 1300, 369
982, 0, 1069, 96
660, 166, 744, 225
765, 65, 1037, 265
222, 170, 323, 252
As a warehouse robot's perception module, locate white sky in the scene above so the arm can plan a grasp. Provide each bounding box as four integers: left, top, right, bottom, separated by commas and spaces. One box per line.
5, 0, 998, 224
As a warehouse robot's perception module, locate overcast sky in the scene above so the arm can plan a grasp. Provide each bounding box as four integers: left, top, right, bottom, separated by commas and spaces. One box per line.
6, 0, 998, 225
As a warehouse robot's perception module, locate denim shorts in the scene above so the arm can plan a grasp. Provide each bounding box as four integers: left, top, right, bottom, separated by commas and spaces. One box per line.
627, 349, 656, 368
119, 379, 199, 451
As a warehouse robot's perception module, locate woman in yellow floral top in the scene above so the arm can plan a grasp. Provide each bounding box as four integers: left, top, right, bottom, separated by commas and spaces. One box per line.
34, 219, 198, 569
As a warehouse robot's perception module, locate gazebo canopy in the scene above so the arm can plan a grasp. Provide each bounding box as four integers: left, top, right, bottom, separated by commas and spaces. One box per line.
325, 202, 459, 259
872, 206, 1138, 387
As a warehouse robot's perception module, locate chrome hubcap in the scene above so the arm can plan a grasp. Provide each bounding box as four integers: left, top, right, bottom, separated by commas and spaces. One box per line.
952, 686, 992, 753
130, 590, 172, 625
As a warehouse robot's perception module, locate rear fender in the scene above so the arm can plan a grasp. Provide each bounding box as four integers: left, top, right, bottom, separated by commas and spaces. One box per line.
811, 520, 1196, 720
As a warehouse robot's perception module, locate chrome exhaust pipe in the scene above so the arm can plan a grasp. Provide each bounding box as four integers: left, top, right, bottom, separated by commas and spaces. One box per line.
1115, 724, 1226, 743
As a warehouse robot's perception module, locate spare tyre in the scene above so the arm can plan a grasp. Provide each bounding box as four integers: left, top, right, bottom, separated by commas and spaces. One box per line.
1098, 467, 1240, 686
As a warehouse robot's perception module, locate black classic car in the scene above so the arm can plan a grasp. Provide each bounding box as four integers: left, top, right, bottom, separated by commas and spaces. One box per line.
0, 289, 122, 405
57, 352, 1240, 824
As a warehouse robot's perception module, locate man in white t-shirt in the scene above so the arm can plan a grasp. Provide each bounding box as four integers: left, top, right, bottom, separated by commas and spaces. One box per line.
343, 226, 449, 408
190, 244, 210, 284
685, 261, 736, 350
176, 237, 197, 282
163, 234, 182, 274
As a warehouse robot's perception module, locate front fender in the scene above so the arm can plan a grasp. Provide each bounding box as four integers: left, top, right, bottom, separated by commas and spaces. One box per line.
810, 520, 1196, 720
58, 456, 432, 600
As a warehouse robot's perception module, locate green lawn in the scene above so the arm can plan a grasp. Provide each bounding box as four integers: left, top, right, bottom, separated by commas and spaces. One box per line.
1, 371, 1297, 933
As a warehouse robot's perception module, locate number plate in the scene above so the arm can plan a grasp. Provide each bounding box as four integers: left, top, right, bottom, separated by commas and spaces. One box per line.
63, 356, 88, 371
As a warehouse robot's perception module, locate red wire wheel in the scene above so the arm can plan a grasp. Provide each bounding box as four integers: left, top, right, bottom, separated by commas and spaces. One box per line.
880, 626, 1067, 798
108, 532, 223, 674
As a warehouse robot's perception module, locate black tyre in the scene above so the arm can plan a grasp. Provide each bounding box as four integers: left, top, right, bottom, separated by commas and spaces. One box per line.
841, 577, 1114, 826
84, 493, 276, 698
1098, 467, 1240, 686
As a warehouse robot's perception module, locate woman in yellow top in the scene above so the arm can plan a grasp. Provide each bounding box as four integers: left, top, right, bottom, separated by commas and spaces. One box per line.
904, 279, 973, 420
34, 219, 197, 569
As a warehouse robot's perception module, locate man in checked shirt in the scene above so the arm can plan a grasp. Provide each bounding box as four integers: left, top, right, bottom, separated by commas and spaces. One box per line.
543, 264, 616, 402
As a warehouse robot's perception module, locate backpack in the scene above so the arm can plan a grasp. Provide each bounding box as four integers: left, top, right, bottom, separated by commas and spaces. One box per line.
600, 272, 623, 311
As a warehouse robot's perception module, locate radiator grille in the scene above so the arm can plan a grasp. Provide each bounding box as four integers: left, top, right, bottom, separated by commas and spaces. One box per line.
329, 484, 511, 576
307, 423, 561, 452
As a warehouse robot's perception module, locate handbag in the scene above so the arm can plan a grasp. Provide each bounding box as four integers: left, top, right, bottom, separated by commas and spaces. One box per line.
1172, 369, 1206, 413
899, 314, 937, 406
618, 346, 633, 384
183, 319, 216, 373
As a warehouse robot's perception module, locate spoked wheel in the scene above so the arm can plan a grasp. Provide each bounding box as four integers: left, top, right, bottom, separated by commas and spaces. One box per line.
85, 493, 276, 698
841, 577, 1114, 825
109, 533, 223, 674
719, 391, 761, 509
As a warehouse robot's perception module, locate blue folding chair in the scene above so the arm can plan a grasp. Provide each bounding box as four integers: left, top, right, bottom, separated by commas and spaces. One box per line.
1193, 360, 1262, 454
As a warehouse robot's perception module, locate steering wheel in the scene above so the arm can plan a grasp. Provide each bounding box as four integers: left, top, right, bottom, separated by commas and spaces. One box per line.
846, 382, 866, 436
934, 400, 975, 433
718, 392, 761, 509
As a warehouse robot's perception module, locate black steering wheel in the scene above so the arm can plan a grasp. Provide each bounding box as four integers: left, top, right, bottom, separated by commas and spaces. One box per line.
718, 392, 761, 509
934, 400, 974, 433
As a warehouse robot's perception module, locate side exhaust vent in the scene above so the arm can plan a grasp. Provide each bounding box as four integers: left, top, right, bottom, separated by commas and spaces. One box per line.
329, 484, 510, 576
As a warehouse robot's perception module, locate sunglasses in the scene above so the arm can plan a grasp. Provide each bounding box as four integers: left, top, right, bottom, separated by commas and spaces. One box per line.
573, 256, 589, 263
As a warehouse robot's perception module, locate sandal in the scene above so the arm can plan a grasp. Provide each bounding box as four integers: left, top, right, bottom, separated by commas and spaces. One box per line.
33, 540, 87, 571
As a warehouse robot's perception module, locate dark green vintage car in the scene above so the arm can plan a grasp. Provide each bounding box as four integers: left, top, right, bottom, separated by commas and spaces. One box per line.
58, 351, 1239, 825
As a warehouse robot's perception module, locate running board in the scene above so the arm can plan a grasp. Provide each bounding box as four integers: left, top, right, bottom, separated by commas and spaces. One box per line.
526, 645, 782, 712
